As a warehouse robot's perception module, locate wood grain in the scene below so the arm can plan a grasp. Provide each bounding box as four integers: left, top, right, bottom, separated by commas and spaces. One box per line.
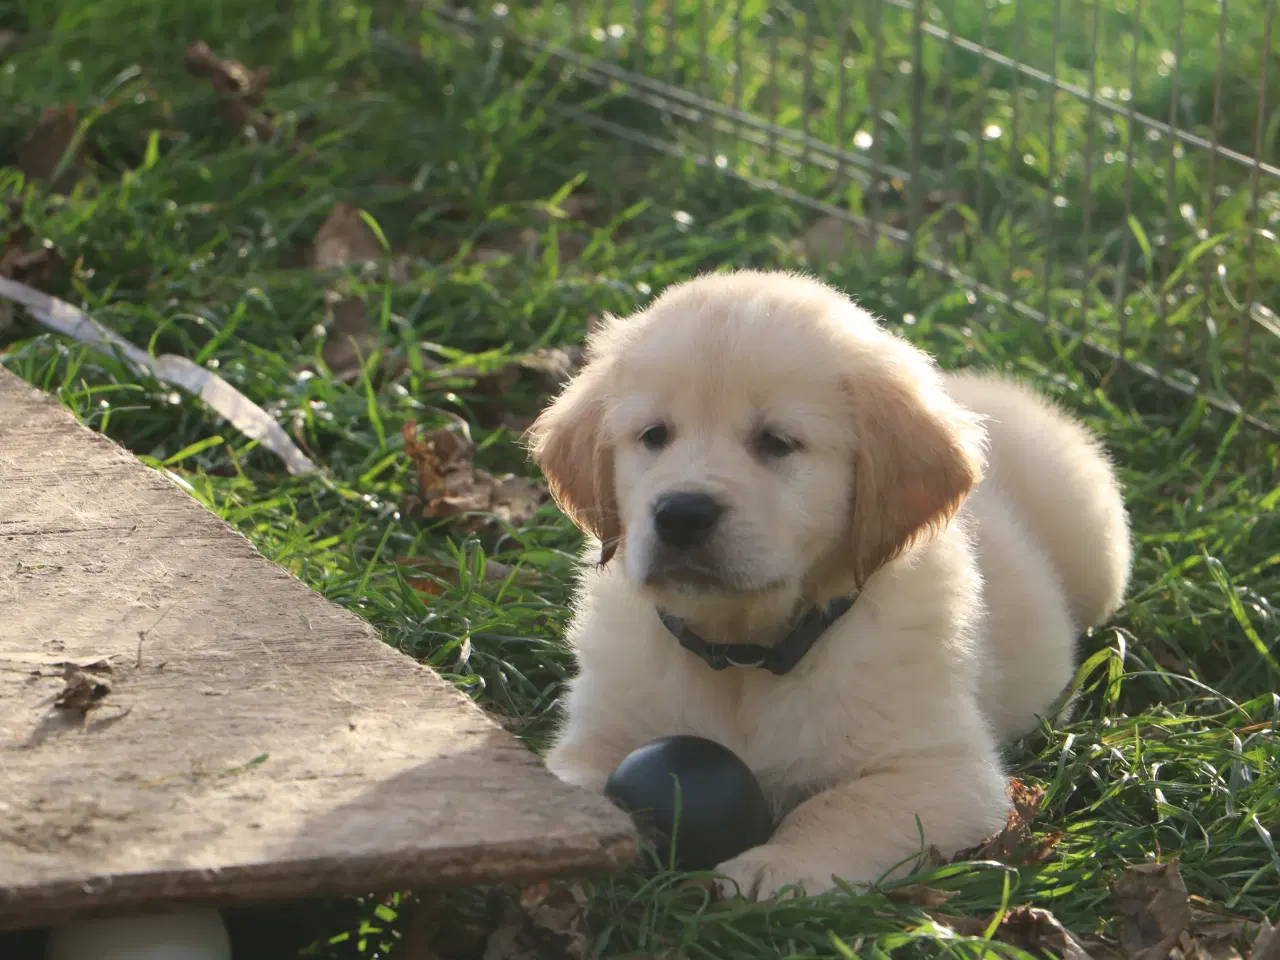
0, 368, 634, 930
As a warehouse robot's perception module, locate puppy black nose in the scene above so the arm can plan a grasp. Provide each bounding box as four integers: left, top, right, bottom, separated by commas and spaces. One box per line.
653, 492, 724, 549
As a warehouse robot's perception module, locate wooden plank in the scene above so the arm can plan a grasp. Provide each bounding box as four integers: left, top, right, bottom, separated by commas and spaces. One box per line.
0, 368, 635, 930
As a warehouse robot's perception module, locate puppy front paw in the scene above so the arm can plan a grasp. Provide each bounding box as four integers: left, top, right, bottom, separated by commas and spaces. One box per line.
715, 844, 841, 901
544, 760, 610, 793
543, 743, 615, 793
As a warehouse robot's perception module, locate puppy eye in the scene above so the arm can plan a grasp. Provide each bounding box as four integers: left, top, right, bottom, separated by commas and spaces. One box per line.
754, 428, 800, 459
639, 423, 671, 450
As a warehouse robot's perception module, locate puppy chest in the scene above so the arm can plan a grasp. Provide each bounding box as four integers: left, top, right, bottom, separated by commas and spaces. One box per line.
729, 689, 870, 799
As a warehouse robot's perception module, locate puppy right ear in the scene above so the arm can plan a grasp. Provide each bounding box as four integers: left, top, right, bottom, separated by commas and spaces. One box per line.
842, 354, 986, 588
525, 365, 622, 563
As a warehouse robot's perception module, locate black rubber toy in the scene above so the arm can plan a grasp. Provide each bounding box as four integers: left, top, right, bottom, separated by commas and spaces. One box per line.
604, 735, 775, 871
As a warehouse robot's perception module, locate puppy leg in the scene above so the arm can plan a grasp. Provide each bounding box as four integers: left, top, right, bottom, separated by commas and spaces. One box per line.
543, 669, 658, 791
544, 722, 645, 792
716, 748, 1008, 899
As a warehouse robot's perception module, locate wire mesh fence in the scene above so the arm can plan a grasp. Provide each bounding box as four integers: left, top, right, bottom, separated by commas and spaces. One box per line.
428, 0, 1279, 431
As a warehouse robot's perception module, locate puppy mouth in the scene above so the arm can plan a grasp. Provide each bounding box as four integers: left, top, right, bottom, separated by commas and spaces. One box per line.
641, 554, 785, 595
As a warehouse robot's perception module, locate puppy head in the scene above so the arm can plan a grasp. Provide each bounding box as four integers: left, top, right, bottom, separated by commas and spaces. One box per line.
527, 271, 986, 611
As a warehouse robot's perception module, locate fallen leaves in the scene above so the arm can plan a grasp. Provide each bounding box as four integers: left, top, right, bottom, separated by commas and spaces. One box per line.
17, 103, 86, 192
184, 40, 314, 159
953, 778, 1063, 867
0, 241, 59, 288
996, 905, 1097, 960
456, 342, 591, 432
184, 41, 276, 142
306, 202, 408, 383
424, 312, 601, 432
479, 883, 591, 960
313, 202, 385, 272
797, 214, 877, 265
921, 859, 1279, 960
923, 788, 1276, 959
886, 884, 959, 909
401, 420, 548, 534
395, 894, 486, 959
0, 29, 21, 61
52, 659, 113, 716
395, 554, 538, 598
1112, 860, 1195, 960
1104, 860, 1279, 960
393, 884, 590, 960
928, 905, 1096, 960
0, 227, 61, 333
927, 905, 1099, 960
1253, 920, 1280, 960
469, 193, 597, 266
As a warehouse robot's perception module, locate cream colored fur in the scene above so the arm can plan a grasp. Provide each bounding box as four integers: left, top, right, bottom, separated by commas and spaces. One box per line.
526, 270, 1132, 900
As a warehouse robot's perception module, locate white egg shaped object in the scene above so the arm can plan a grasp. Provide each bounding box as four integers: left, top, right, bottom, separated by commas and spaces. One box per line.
47, 907, 231, 960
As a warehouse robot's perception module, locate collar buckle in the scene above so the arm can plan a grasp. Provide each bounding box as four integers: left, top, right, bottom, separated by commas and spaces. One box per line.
658, 595, 857, 676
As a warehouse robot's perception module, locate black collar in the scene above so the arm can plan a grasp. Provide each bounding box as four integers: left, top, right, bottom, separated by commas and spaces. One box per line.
657, 595, 858, 675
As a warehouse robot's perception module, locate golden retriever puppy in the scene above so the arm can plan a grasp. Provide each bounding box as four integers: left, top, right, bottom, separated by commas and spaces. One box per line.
526, 270, 1131, 899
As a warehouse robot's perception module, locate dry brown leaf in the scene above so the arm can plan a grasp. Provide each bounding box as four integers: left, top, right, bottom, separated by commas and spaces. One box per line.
1152, 639, 1191, 674
953, 779, 1062, 867
184, 40, 271, 104
184, 40, 271, 130
53, 663, 111, 716
798, 215, 877, 264
56, 657, 114, 675
887, 884, 959, 909
995, 905, 1097, 960
479, 899, 529, 960
517, 881, 591, 959
1250, 919, 1280, 960
925, 912, 989, 938
537, 193, 598, 224
391, 895, 445, 960
312, 202, 384, 271
0, 231, 61, 331
512, 346, 585, 389
17, 103, 85, 192
393, 893, 488, 960
488, 474, 552, 529
1, 244, 59, 285
184, 41, 275, 142
1187, 906, 1266, 949
440, 322, 601, 432
395, 554, 537, 597
1111, 860, 1193, 960
470, 227, 589, 266
316, 293, 392, 383
183, 40, 314, 159
1151, 906, 1270, 960
472, 227, 540, 264
0, 29, 21, 60
303, 203, 412, 383
401, 421, 548, 534
4, 652, 116, 677
675, 875, 723, 898
929, 906, 1097, 959
480, 887, 588, 960
1178, 931, 1247, 960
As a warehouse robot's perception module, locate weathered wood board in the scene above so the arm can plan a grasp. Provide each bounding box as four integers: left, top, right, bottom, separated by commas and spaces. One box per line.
0, 367, 635, 931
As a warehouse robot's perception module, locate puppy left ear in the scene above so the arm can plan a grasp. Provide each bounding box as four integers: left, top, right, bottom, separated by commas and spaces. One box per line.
525, 364, 622, 563
844, 360, 986, 587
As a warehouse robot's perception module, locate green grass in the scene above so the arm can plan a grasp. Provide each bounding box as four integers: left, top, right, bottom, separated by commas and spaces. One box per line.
499, 0, 1280, 425
2, 0, 1279, 957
